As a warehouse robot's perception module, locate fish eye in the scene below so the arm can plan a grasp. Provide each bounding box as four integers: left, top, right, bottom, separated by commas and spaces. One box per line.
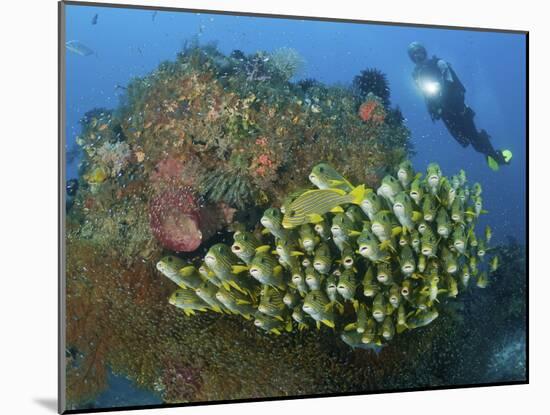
319, 166, 324, 173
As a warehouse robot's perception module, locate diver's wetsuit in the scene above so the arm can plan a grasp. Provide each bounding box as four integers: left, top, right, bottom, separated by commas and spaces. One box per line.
413, 56, 505, 164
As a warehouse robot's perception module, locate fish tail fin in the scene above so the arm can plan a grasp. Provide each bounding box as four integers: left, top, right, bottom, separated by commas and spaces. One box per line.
285, 320, 293, 332
322, 319, 335, 329
211, 305, 223, 313
349, 185, 366, 205
396, 324, 407, 334
344, 322, 358, 331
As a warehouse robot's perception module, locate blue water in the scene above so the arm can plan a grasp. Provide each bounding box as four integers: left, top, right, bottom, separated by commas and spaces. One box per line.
65, 4, 526, 245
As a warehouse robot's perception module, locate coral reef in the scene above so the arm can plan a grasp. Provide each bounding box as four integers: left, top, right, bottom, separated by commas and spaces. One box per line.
69, 43, 412, 258
65, 43, 524, 411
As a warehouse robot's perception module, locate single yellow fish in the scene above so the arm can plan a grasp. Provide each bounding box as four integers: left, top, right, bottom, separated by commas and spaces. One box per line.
282, 185, 365, 229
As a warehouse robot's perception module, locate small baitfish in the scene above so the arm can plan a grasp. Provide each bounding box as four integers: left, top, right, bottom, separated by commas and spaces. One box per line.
66, 40, 94, 56
400, 279, 413, 300
361, 318, 379, 344
381, 316, 395, 340
309, 163, 354, 192
422, 194, 438, 222
302, 290, 335, 328
396, 159, 418, 189
344, 302, 367, 333
194, 281, 225, 313
215, 287, 256, 319
337, 269, 358, 301
362, 267, 380, 297
258, 286, 287, 320
291, 306, 312, 331
393, 191, 420, 231
399, 245, 416, 276
156, 255, 188, 287
169, 289, 209, 316
274, 237, 303, 269
254, 311, 292, 335
290, 267, 308, 296
388, 284, 401, 308
340, 330, 384, 353
376, 263, 393, 285
261, 208, 288, 239
420, 226, 438, 257
298, 224, 319, 253
409, 177, 424, 205
371, 210, 401, 245
313, 242, 332, 274
407, 308, 439, 329
282, 186, 365, 229
205, 244, 254, 294
331, 213, 359, 251
283, 289, 301, 309
231, 231, 264, 265
249, 252, 285, 289
313, 218, 332, 241
377, 175, 402, 204
426, 163, 442, 194
357, 228, 387, 262
372, 292, 386, 323
360, 190, 384, 221
436, 207, 451, 239
305, 266, 323, 290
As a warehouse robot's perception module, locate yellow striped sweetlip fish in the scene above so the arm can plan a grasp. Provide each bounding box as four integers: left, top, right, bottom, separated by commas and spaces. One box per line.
282, 185, 365, 229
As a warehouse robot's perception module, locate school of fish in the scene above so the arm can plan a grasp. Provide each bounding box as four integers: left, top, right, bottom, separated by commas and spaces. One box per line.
156, 161, 498, 349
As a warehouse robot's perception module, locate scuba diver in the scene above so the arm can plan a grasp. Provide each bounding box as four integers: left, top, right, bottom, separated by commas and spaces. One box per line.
407, 42, 512, 170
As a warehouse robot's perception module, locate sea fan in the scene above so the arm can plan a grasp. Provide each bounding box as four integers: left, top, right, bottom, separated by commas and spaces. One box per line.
269, 47, 305, 82
352, 68, 391, 106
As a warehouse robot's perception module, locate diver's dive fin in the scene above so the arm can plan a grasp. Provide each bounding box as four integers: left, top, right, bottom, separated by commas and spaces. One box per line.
487, 156, 499, 172
502, 149, 513, 164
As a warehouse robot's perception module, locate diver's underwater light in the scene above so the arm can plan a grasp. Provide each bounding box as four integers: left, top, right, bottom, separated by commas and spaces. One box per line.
421, 79, 441, 96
